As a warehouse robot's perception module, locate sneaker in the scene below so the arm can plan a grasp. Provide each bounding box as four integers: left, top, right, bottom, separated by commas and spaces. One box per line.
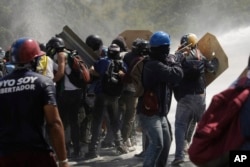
101, 141, 115, 148
70, 151, 82, 159
123, 139, 136, 152
171, 159, 184, 165
128, 146, 136, 152
184, 140, 189, 153
130, 137, 137, 146
84, 151, 99, 159
116, 145, 129, 154
134, 151, 145, 158
124, 139, 132, 147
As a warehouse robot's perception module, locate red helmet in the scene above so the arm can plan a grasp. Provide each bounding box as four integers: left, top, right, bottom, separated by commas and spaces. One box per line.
10, 37, 44, 64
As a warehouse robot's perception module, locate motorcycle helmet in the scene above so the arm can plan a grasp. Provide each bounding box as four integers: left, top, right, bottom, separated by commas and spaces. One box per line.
10, 37, 44, 64
180, 33, 198, 48
132, 38, 149, 56
107, 44, 120, 60
46, 37, 65, 57
85, 34, 103, 52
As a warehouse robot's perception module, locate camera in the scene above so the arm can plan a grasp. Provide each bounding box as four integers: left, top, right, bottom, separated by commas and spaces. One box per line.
110, 72, 119, 83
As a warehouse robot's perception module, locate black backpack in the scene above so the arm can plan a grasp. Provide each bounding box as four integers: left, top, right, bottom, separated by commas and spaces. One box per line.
102, 60, 125, 96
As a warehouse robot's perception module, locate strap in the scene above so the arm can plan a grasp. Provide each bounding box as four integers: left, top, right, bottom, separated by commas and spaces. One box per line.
196, 48, 201, 60
43, 55, 48, 76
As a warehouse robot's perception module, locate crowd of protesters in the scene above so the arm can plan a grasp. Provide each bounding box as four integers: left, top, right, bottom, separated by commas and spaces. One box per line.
0, 30, 227, 167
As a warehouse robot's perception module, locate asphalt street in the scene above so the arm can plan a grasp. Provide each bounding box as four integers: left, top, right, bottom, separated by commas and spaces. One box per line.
67, 106, 197, 167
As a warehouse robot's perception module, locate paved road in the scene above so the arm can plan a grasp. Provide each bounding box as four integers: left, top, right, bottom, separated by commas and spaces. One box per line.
67, 131, 196, 167
66, 101, 197, 167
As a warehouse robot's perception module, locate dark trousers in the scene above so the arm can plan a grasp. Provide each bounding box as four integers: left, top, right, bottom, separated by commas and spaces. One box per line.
57, 89, 83, 153
119, 91, 137, 142
88, 93, 123, 152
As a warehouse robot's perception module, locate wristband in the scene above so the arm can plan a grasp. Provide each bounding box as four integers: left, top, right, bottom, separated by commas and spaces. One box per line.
58, 158, 68, 164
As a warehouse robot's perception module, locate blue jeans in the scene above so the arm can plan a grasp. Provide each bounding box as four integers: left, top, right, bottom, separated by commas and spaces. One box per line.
139, 114, 172, 167
174, 94, 206, 160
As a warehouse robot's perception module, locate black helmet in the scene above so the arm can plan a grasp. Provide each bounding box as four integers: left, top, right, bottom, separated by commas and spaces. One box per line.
46, 37, 65, 57
85, 34, 103, 52
107, 44, 120, 60
39, 43, 47, 52
132, 38, 149, 56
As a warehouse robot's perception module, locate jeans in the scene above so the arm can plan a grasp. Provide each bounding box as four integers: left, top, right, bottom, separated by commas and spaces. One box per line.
88, 93, 123, 152
139, 114, 172, 167
174, 94, 206, 160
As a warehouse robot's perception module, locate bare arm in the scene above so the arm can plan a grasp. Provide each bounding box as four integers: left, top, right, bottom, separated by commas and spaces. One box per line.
53, 52, 66, 82
44, 104, 70, 167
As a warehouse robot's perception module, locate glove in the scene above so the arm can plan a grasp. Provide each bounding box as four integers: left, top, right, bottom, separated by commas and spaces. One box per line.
175, 52, 185, 63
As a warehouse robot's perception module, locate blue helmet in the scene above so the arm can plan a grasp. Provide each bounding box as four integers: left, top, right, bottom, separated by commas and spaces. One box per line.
149, 31, 171, 47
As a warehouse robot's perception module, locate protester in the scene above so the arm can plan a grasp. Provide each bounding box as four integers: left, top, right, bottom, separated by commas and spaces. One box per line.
3, 49, 15, 74
85, 44, 129, 159
46, 37, 83, 158
33, 42, 55, 80
0, 47, 8, 78
100, 35, 130, 148
0, 37, 69, 167
172, 33, 218, 165
121, 38, 150, 151
83, 34, 105, 144
138, 31, 183, 167
86, 34, 104, 57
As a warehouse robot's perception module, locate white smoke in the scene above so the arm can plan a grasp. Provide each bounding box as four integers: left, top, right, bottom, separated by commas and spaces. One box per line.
206, 26, 250, 104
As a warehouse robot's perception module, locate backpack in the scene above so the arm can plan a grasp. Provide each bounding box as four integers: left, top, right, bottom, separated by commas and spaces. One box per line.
130, 56, 148, 97
141, 89, 159, 116
188, 77, 250, 166
102, 60, 125, 96
66, 49, 91, 88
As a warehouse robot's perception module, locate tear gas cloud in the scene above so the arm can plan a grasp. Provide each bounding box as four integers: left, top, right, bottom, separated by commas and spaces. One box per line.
7, 0, 250, 100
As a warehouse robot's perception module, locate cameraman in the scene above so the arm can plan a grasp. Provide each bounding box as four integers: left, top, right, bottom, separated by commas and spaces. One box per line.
85, 44, 129, 159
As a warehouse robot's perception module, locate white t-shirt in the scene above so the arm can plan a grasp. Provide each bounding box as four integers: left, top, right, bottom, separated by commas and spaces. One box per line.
53, 52, 80, 90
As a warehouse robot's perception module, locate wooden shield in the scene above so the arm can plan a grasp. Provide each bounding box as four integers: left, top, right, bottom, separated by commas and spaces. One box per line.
118, 30, 153, 49
198, 32, 229, 86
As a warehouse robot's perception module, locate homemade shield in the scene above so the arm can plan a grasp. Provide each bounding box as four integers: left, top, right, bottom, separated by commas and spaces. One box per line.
118, 30, 152, 49
56, 25, 98, 67
198, 32, 229, 86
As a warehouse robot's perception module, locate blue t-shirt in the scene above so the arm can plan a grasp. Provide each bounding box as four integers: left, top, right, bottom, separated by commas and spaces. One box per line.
0, 69, 57, 154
